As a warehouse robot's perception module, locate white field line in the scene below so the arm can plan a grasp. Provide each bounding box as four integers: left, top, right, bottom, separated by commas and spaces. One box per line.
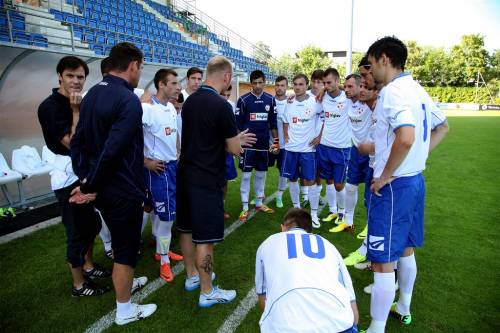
0, 217, 61, 245
215, 195, 328, 333
84, 191, 280, 333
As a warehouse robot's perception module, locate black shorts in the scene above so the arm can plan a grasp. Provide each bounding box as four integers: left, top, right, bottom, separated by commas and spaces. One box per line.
176, 180, 224, 244
95, 194, 143, 267
54, 181, 101, 268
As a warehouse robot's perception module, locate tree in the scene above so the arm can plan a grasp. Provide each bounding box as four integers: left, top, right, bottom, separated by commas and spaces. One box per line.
253, 41, 272, 65
295, 45, 331, 78
447, 34, 489, 86
337, 52, 364, 79
268, 54, 298, 83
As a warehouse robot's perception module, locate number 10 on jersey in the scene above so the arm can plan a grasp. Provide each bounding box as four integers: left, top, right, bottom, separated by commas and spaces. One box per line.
287, 233, 325, 259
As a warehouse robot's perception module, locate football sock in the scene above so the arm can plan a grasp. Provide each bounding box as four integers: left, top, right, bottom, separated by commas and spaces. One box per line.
116, 300, 134, 318
309, 184, 320, 218
141, 211, 150, 234
289, 182, 300, 208
300, 185, 309, 201
278, 176, 287, 193
345, 183, 358, 226
254, 171, 266, 206
368, 272, 396, 333
358, 240, 367, 257
337, 187, 346, 215
240, 172, 251, 211
397, 254, 417, 315
326, 184, 337, 213
157, 220, 173, 265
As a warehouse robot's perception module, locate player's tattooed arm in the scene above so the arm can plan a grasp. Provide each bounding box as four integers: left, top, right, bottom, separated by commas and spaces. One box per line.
201, 254, 213, 274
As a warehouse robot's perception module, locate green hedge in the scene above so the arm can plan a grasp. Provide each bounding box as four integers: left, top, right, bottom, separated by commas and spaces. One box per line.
425, 87, 500, 104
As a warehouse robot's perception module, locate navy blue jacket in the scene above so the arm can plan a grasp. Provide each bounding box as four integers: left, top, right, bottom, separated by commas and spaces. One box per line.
70, 75, 145, 200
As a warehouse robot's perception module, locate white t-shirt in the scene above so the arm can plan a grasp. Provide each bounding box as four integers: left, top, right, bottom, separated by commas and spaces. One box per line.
320, 90, 352, 148
373, 73, 439, 178
274, 97, 287, 146
256, 228, 355, 333
142, 98, 178, 162
283, 95, 322, 153
348, 99, 373, 146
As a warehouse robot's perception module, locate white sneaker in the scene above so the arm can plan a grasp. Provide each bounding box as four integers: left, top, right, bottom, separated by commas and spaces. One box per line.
185, 272, 216, 291
198, 286, 236, 308
312, 215, 321, 229
115, 303, 157, 325
363, 281, 399, 295
131, 276, 148, 294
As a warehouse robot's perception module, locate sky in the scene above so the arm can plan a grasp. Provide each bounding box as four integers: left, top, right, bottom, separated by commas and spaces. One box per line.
191, 0, 500, 57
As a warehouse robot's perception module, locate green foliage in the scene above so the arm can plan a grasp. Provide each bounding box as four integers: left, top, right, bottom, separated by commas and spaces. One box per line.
425, 86, 499, 104
337, 53, 364, 79
252, 41, 272, 65
268, 53, 298, 83
294, 45, 332, 78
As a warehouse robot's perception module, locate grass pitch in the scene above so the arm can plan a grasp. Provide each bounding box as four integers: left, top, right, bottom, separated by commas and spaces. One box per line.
0, 115, 499, 333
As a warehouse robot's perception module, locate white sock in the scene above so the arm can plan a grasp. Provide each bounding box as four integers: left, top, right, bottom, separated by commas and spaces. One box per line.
240, 172, 251, 210
309, 185, 320, 218
369, 271, 396, 332
157, 220, 173, 264
301, 185, 309, 201
326, 184, 337, 213
337, 187, 346, 215
254, 171, 266, 206
141, 212, 150, 234
152, 213, 159, 238
358, 240, 367, 257
345, 183, 358, 226
397, 254, 417, 315
289, 181, 300, 208
278, 176, 287, 193
98, 217, 112, 252
116, 300, 134, 318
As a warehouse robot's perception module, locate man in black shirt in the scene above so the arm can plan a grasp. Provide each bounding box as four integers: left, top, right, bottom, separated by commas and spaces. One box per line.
37, 56, 110, 297
177, 55, 256, 308
70, 43, 157, 325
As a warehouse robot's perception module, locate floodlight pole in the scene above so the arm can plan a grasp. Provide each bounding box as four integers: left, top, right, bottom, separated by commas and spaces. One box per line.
346, 0, 354, 75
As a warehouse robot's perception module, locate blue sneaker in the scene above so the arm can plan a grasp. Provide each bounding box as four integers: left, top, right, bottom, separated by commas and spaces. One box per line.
198, 286, 236, 308
184, 272, 216, 291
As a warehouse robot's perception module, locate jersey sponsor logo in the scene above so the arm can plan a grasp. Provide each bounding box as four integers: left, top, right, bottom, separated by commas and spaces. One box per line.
349, 116, 363, 124
368, 235, 384, 251
98, 82, 108, 86
292, 117, 309, 124
254, 100, 264, 104
325, 112, 341, 119
249, 113, 268, 121
164, 127, 177, 135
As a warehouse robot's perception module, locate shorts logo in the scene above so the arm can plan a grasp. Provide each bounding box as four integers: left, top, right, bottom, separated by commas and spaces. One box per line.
155, 201, 166, 213
368, 235, 385, 251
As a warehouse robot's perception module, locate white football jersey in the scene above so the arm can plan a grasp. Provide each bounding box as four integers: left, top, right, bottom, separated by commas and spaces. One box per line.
373, 73, 441, 178
181, 89, 190, 102
142, 97, 178, 162
348, 100, 373, 146
275, 97, 287, 146
320, 90, 352, 148
283, 95, 322, 153
307, 90, 324, 135
256, 228, 355, 333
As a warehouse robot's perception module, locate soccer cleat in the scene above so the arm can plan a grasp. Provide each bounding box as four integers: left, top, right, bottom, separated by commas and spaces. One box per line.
322, 212, 338, 222
131, 276, 148, 294
354, 261, 372, 270
249, 199, 255, 205
357, 225, 368, 239
185, 272, 216, 291
160, 263, 174, 283
343, 251, 366, 266
275, 196, 284, 208
83, 264, 111, 279
72, 281, 110, 297
334, 213, 345, 225
154, 253, 161, 261
329, 222, 354, 233
223, 212, 230, 220
312, 215, 321, 229
239, 210, 249, 222
300, 197, 309, 208
390, 302, 412, 325
168, 251, 183, 261
104, 249, 113, 260
256, 204, 274, 214
198, 286, 236, 308
115, 303, 157, 326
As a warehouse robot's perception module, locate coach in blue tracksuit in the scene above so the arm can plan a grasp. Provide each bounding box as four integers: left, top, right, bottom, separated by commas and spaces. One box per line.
70, 43, 156, 326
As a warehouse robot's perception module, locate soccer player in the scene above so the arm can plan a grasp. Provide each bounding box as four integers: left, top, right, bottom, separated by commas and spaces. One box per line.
271, 75, 289, 208
315, 68, 352, 228
330, 73, 372, 233
181, 66, 203, 100
70, 43, 157, 325
359, 37, 448, 333
256, 208, 359, 333
38, 56, 110, 297
236, 70, 278, 221
177, 56, 256, 308
142, 69, 184, 283
222, 84, 237, 219
281, 74, 322, 226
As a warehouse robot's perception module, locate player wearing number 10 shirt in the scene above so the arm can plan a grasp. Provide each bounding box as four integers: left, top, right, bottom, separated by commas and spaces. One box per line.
255, 209, 359, 333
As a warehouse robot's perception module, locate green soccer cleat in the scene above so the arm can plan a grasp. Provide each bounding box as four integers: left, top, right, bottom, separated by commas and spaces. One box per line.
343, 250, 367, 266
322, 212, 338, 222
390, 302, 412, 325
249, 199, 255, 205
357, 225, 368, 239
275, 196, 284, 208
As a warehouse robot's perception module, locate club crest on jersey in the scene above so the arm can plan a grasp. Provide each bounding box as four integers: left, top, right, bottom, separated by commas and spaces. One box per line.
357, 107, 364, 114
250, 113, 268, 121
337, 103, 344, 110
265, 105, 270, 111
368, 235, 384, 251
